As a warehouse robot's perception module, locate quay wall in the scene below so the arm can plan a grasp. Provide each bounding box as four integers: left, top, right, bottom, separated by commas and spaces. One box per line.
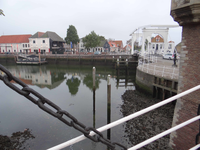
135, 67, 178, 98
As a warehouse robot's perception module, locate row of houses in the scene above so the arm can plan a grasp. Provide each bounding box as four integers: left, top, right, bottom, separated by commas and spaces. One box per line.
0, 31, 65, 54
0, 32, 130, 54
0, 31, 174, 55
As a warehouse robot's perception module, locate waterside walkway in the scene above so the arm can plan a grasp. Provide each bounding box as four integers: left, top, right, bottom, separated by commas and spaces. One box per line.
137, 56, 179, 80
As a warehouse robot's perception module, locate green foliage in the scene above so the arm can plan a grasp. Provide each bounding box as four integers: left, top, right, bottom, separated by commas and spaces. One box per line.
82, 31, 101, 49
83, 74, 100, 91
0, 9, 5, 16
99, 36, 106, 41
65, 25, 79, 45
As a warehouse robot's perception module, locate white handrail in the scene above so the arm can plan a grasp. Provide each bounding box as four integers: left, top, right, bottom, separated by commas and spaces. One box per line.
48, 85, 200, 150
189, 143, 200, 150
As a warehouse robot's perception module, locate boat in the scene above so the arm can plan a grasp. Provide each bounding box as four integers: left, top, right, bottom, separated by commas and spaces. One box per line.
16, 54, 47, 65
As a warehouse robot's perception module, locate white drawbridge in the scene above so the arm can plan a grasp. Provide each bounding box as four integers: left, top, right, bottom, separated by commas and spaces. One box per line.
130, 25, 179, 56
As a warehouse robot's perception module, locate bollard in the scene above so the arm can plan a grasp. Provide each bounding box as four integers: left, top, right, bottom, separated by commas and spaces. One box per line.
107, 75, 111, 102
93, 67, 96, 90
107, 74, 111, 140
117, 58, 119, 67
119, 56, 121, 61
126, 59, 128, 66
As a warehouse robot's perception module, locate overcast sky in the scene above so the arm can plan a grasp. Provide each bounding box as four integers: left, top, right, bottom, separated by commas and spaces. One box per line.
0, 0, 182, 46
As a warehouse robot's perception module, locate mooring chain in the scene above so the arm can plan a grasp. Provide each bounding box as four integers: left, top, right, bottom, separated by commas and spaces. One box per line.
0, 64, 127, 150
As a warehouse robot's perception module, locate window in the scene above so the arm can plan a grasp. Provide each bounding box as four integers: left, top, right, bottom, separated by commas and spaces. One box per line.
28, 44, 30, 47
36, 79, 38, 82
168, 44, 172, 49
14, 50, 16, 52
156, 38, 159, 42
25, 44, 27, 47
45, 80, 47, 83
23, 44, 24, 47
33, 40, 35, 44
160, 44, 162, 49
43, 40, 45, 43
152, 44, 155, 49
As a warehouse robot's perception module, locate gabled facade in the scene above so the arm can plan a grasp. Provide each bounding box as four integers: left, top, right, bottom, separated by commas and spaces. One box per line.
103, 41, 110, 52
29, 31, 65, 54
0, 34, 32, 53
124, 44, 132, 52
114, 40, 123, 52
108, 41, 118, 52
150, 35, 175, 54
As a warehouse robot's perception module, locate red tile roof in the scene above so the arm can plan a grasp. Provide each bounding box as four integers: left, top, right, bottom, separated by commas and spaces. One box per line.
0, 34, 32, 44
151, 35, 164, 43
108, 41, 117, 47
114, 40, 123, 47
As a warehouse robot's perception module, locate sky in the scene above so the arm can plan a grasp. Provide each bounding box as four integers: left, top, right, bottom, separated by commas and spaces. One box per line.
0, 0, 182, 46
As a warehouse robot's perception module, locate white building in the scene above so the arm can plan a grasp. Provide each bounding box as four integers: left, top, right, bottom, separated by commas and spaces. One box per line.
150, 35, 175, 54
0, 34, 32, 53
29, 31, 65, 54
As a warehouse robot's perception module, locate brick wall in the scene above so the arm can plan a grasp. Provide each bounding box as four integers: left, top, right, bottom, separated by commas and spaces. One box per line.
170, 24, 200, 149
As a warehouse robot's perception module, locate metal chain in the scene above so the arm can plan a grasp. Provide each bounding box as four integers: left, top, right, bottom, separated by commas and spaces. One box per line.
0, 64, 127, 150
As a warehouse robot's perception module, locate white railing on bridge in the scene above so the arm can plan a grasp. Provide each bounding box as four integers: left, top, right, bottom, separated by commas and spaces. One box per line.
48, 85, 200, 150
138, 63, 179, 79
138, 55, 179, 79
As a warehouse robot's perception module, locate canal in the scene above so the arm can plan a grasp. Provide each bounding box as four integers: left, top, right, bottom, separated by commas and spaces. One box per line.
0, 63, 137, 150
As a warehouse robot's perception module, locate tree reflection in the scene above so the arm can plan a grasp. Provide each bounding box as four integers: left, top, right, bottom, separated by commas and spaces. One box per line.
66, 76, 81, 95
0, 128, 35, 150
83, 74, 101, 91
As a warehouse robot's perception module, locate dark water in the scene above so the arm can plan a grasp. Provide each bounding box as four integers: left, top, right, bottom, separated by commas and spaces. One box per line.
0, 64, 136, 150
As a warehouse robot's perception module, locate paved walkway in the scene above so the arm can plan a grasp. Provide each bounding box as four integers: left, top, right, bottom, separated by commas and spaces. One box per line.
137, 56, 179, 80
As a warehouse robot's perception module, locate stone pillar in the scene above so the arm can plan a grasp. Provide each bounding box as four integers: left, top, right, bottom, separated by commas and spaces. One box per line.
170, 0, 200, 149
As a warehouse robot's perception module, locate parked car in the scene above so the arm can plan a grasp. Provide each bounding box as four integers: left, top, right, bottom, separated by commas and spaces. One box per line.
94, 51, 101, 55
163, 53, 174, 60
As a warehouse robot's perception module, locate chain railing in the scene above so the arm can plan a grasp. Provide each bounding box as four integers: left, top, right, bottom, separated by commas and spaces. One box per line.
0, 64, 127, 150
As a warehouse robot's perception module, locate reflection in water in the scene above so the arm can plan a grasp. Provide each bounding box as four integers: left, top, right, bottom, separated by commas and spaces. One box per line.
66, 75, 81, 95
0, 129, 35, 150
83, 74, 101, 91
0, 64, 137, 149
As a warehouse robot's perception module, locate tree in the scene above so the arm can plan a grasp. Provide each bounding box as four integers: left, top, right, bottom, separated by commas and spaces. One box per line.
0, 9, 5, 16
82, 31, 100, 50
65, 25, 79, 47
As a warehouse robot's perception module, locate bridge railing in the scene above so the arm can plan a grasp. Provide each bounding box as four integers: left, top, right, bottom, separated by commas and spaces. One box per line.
137, 63, 179, 79
48, 85, 200, 150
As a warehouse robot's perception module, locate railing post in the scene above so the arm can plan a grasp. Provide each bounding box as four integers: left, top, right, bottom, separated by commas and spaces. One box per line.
154, 65, 156, 75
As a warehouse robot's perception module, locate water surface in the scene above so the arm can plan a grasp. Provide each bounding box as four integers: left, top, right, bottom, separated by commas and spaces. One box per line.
0, 64, 136, 150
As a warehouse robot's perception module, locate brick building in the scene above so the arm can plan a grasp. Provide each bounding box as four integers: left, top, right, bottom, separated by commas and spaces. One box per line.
170, 0, 200, 149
